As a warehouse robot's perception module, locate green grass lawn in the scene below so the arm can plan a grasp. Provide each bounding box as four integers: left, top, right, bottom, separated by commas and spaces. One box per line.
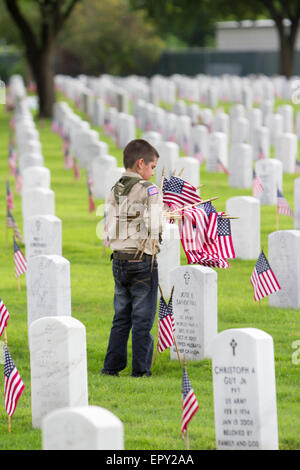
0, 93, 299, 450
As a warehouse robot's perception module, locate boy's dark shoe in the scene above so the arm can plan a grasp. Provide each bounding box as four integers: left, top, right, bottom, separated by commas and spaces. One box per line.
131, 371, 152, 378
100, 368, 120, 377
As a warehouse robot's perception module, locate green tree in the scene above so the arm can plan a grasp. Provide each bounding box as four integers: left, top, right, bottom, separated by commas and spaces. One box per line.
3, 0, 80, 117
59, 0, 165, 76
130, 0, 300, 77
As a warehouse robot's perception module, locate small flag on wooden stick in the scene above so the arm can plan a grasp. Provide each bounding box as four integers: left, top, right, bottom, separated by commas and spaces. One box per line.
0, 299, 10, 338
13, 238, 27, 279
250, 250, 281, 302
3, 345, 25, 421
181, 359, 199, 449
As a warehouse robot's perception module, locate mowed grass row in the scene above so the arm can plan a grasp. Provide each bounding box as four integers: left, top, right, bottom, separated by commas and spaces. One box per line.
0, 93, 299, 450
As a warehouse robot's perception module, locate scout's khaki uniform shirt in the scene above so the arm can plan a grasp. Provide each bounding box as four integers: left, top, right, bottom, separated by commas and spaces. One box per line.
106, 171, 163, 256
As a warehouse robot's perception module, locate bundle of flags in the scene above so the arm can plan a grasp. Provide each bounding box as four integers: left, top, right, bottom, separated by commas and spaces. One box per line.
162, 175, 235, 269
250, 250, 281, 302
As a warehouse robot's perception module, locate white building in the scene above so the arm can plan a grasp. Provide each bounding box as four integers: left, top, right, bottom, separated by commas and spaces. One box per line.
216, 19, 300, 52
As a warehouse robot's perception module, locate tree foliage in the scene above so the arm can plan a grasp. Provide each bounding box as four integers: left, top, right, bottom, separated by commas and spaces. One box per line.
58, 0, 165, 76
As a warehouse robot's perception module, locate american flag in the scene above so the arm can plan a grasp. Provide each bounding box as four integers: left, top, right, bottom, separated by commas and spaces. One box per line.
250, 250, 281, 302
73, 159, 80, 180
0, 299, 10, 338
277, 189, 293, 217
258, 147, 266, 160
163, 176, 202, 208
253, 170, 263, 197
295, 160, 300, 174
157, 294, 175, 353
183, 135, 190, 155
13, 239, 27, 277
216, 158, 230, 175
6, 180, 14, 210
15, 167, 22, 193
215, 216, 235, 259
7, 209, 23, 243
179, 208, 230, 269
87, 174, 96, 212
181, 365, 199, 436
193, 143, 204, 165
8, 144, 17, 176
202, 202, 218, 243
3, 345, 25, 417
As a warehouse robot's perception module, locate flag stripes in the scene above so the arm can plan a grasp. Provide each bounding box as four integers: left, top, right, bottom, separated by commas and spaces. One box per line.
0, 300, 10, 338
181, 367, 199, 436
250, 251, 281, 302
4, 346, 25, 417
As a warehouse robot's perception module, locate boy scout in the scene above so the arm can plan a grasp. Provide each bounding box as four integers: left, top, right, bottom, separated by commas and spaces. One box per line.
101, 139, 163, 377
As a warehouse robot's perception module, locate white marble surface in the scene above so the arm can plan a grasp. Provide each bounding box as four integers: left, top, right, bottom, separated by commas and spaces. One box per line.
254, 159, 282, 205
22, 166, 51, 193
22, 187, 55, 221
169, 265, 218, 361
30, 316, 88, 429
212, 328, 278, 450
295, 178, 300, 230
226, 196, 260, 259
42, 406, 124, 450
157, 223, 181, 299
229, 143, 252, 189
26, 254, 71, 331
91, 155, 117, 199
268, 230, 300, 309
24, 215, 62, 259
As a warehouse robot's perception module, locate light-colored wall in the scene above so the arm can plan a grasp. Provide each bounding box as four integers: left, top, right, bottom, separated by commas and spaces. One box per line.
216, 20, 300, 52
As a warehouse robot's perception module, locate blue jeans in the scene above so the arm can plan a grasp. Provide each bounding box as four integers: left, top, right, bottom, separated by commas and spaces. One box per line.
102, 256, 158, 376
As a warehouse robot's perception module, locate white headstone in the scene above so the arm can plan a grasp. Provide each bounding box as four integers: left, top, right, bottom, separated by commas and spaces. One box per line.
212, 328, 278, 450
207, 132, 228, 172
254, 159, 282, 205
91, 155, 117, 199
173, 157, 200, 189
155, 141, 179, 184
20, 153, 44, 174
277, 104, 294, 133
277, 133, 298, 173
268, 230, 300, 309
231, 117, 249, 144
228, 143, 252, 189
226, 197, 260, 259
24, 215, 62, 259
157, 223, 181, 299
253, 126, 270, 160
29, 316, 88, 428
190, 125, 209, 163
22, 187, 55, 221
42, 406, 124, 450
22, 166, 50, 193
26, 254, 71, 332
295, 178, 300, 229
170, 265, 218, 361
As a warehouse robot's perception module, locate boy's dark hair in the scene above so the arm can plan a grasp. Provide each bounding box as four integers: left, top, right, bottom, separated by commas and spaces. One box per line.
123, 139, 159, 169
